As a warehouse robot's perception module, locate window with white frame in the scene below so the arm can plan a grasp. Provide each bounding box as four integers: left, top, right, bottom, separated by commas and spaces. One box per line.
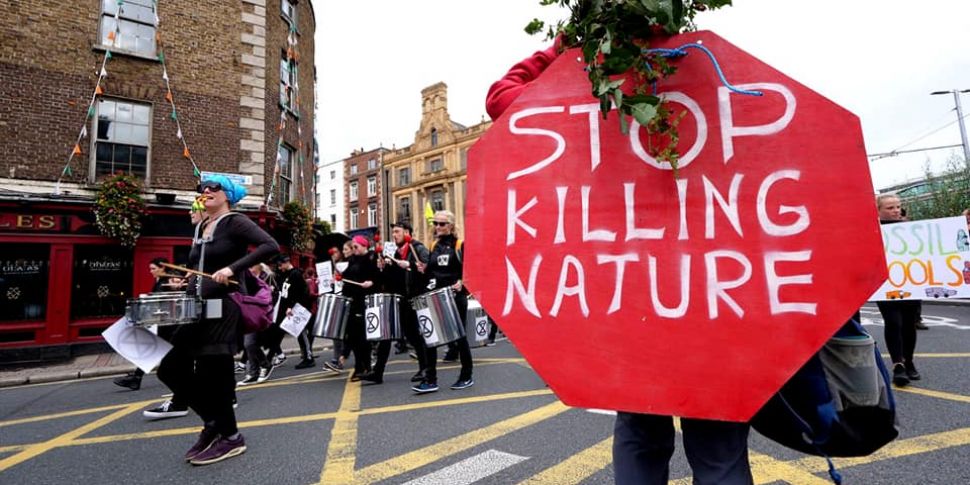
349, 207, 358, 230
281, 0, 297, 24
398, 167, 411, 186
277, 144, 294, 206
367, 176, 376, 197
368, 203, 377, 227
93, 98, 151, 179
349, 164, 358, 176
330, 169, 336, 179
367, 158, 377, 170
99, 0, 157, 57
329, 189, 336, 206
349, 181, 358, 201
330, 214, 336, 225
279, 54, 297, 111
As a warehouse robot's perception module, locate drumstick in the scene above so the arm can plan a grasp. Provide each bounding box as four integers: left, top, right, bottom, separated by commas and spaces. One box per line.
160, 262, 238, 285
334, 274, 367, 287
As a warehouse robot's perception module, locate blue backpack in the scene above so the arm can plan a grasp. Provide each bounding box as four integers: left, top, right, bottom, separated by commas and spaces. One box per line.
751, 315, 898, 484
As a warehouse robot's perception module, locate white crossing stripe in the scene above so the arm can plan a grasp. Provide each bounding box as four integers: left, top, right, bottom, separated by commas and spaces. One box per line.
586, 409, 617, 416
402, 449, 529, 485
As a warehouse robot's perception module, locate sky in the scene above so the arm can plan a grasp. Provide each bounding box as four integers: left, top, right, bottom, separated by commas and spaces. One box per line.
313, 0, 970, 190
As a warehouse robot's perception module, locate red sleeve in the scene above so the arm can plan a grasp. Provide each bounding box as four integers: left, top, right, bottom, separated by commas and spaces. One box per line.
485, 44, 560, 121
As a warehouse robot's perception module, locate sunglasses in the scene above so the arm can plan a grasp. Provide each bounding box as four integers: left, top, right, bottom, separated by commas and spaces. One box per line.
432, 221, 450, 227
197, 182, 223, 193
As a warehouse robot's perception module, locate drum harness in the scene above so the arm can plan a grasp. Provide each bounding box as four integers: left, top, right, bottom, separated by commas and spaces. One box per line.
192, 211, 238, 320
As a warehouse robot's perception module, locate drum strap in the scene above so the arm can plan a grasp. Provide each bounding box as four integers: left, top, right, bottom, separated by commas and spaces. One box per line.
192, 211, 238, 294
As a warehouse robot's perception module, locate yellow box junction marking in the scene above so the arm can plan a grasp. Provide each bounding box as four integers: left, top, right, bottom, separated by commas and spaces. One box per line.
894, 385, 970, 404
318, 376, 363, 484
517, 436, 613, 485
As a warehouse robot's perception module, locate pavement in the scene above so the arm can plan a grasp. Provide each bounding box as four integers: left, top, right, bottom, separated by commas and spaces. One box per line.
0, 335, 328, 388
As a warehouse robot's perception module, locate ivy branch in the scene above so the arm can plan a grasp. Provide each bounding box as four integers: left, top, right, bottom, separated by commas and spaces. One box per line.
526, 0, 732, 171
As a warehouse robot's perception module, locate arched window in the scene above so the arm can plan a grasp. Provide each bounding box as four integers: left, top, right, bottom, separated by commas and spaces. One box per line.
430, 127, 438, 147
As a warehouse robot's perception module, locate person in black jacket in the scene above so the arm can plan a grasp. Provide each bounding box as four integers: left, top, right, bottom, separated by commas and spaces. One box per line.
275, 254, 316, 370
156, 176, 278, 466
338, 235, 379, 380
359, 221, 430, 385
412, 210, 474, 394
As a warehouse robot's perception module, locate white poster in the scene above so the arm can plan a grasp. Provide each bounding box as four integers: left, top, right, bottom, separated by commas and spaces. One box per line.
472, 315, 491, 343
316, 262, 333, 293
365, 306, 382, 340
280, 303, 313, 337
382, 241, 398, 259
416, 307, 439, 346
869, 216, 970, 301
102, 317, 173, 374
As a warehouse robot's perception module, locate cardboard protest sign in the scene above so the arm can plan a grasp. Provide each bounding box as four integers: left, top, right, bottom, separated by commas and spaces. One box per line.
464, 31, 887, 421
870, 216, 970, 301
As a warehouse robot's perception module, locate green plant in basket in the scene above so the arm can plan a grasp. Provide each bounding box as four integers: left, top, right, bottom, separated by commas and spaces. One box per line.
283, 201, 314, 252
93, 173, 146, 248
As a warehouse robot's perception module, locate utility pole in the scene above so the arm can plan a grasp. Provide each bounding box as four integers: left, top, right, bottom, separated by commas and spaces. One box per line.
931, 89, 970, 162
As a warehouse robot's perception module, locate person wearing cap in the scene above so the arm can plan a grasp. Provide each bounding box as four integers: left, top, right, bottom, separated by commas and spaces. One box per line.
156, 174, 279, 465
412, 210, 474, 393
359, 221, 431, 385
337, 235, 379, 380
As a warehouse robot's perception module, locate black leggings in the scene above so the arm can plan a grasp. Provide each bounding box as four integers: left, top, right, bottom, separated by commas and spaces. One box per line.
877, 300, 920, 365
424, 291, 473, 383
158, 348, 238, 437
342, 312, 371, 373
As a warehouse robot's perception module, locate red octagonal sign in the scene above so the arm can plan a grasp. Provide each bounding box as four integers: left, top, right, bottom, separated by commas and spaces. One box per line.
465, 31, 887, 421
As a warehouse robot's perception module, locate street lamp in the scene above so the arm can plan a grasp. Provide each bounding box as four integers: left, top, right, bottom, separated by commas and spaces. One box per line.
930, 89, 970, 163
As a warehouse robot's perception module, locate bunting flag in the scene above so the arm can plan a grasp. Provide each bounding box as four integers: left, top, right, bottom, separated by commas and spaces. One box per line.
183, 146, 190, 158
165, 91, 172, 102
100, 66, 108, 77
95, 85, 104, 95
72, 144, 82, 156
266, 13, 308, 209
176, 128, 182, 139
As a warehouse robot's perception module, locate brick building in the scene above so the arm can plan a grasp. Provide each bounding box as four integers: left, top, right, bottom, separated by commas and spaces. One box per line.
384, 83, 490, 243
344, 147, 389, 233
0, 0, 315, 354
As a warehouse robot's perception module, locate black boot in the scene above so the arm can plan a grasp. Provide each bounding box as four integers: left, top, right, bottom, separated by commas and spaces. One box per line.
892, 363, 910, 387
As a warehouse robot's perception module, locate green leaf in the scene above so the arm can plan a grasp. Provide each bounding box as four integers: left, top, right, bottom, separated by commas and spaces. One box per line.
626, 94, 661, 106
595, 78, 624, 96
524, 18, 545, 36
640, 0, 660, 12
630, 102, 658, 126
671, 0, 684, 25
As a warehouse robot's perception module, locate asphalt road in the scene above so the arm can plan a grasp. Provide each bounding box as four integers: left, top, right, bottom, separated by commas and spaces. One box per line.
1, 304, 968, 484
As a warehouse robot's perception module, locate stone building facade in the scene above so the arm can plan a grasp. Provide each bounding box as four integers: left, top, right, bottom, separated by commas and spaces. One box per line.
383, 83, 491, 243
0, 0, 315, 353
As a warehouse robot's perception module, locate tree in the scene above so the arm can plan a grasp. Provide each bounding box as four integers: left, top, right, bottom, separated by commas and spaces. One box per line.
903, 155, 970, 221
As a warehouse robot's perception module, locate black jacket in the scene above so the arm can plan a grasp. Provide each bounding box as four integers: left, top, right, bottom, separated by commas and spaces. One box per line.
382, 239, 430, 298
427, 234, 463, 291
275, 267, 312, 324
341, 253, 379, 314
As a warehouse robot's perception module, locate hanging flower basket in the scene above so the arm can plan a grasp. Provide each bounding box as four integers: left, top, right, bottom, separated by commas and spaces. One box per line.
93, 173, 146, 248
283, 201, 314, 253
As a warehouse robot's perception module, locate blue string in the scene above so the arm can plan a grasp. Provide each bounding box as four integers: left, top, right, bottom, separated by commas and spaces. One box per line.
642, 43, 763, 96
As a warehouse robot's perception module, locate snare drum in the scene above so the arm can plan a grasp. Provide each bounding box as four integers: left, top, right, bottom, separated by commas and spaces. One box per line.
314, 293, 353, 339
364, 293, 402, 341
466, 298, 491, 345
126, 292, 203, 327
411, 287, 464, 348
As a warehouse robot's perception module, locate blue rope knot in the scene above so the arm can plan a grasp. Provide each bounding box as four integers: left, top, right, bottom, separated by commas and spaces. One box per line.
642, 43, 763, 97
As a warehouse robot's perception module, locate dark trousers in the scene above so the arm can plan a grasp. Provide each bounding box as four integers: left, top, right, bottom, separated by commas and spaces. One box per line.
877, 300, 920, 365
423, 291, 473, 383
613, 412, 753, 485
342, 312, 371, 373
400, 301, 427, 371
244, 331, 270, 376
297, 315, 315, 361
265, 324, 285, 361
157, 348, 238, 437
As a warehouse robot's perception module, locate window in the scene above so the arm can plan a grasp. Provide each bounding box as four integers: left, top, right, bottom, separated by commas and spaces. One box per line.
368, 203, 377, 227
427, 158, 444, 173
398, 167, 411, 186
0, 244, 50, 323
71, 245, 134, 320
431, 189, 445, 211
330, 214, 336, 225
93, 98, 151, 179
278, 144, 294, 206
99, 0, 156, 57
349, 164, 358, 176
367, 158, 377, 170
279, 54, 297, 111
349, 207, 358, 230
330, 170, 336, 180
281, 0, 297, 23
431, 127, 438, 147
329, 189, 336, 206
460, 148, 468, 170
367, 176, 376, 197
398, 196, 411, 224
349, 181, 358, 201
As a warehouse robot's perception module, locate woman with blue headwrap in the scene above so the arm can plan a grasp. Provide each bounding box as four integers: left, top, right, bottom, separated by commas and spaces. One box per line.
156, 174, 279, 465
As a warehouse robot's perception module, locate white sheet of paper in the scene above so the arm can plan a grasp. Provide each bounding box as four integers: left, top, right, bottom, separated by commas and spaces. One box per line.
382, 241, 398, 259
416, 307, 439, 346
280, 303, 312, 337
472, 315, 490, 343
102, 317, 173, 374
317, 262, 333, 293
365, 306, 382, 340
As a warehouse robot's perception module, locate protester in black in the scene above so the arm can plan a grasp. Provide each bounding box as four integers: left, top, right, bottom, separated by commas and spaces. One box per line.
339, 235, 379, 380
359, 221, 430, 385
273, 254, 316, 369
156, 176, 278, 466
412, 210, 474, 394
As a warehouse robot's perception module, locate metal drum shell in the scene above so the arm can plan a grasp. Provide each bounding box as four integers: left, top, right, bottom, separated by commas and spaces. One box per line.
314, 294, 353, 339
125, 292, 203, 327
466, 299, 491, 344
410, 287, 465, 348
364, 293, 403, 341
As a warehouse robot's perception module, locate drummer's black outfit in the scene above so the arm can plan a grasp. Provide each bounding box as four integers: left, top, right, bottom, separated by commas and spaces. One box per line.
339, 252, 379, 376
420, 234, 473, 388
157, 213, 278, 446
365, 239, 431, 382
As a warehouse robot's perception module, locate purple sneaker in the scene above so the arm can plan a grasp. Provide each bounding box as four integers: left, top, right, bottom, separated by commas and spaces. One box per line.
189, 434, 247, 466
184, 426, 219, 462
